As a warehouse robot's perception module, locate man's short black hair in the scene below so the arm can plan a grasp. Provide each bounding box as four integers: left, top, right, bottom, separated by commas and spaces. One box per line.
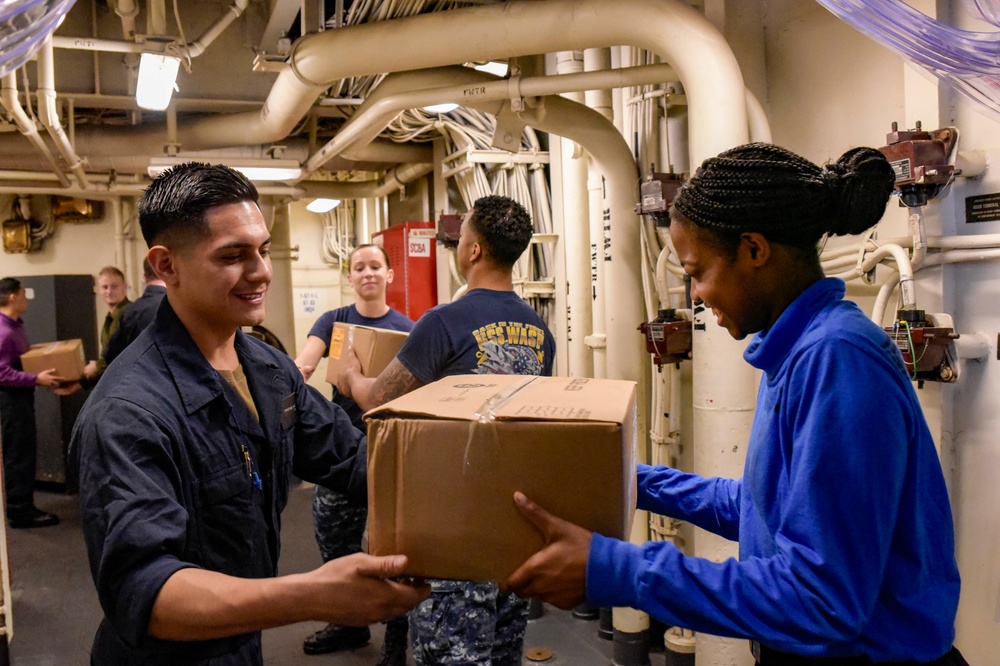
0, 277, 22, 306
468, 195, 533, 268
138, 162, 260, 249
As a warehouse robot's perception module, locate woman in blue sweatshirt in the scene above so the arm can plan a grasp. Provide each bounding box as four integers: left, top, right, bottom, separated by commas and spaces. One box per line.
504, 143, 967, 666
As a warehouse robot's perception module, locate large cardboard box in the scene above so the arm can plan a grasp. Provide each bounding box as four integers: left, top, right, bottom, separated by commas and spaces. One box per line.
20, 339, 86, 381
325, 322, 409, 384
366, 374, 637, 582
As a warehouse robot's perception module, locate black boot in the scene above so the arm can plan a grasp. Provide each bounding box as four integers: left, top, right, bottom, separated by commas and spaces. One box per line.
375, 616, 408, 666
302, 624, 371, 655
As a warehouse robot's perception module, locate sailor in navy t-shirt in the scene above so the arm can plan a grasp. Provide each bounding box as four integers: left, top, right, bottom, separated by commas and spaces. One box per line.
337, 196, 554, 666
293, 244, 413, 659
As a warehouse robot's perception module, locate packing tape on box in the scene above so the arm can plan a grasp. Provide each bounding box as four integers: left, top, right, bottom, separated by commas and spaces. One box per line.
465, 376, 539, 467
471, 375, 538, 423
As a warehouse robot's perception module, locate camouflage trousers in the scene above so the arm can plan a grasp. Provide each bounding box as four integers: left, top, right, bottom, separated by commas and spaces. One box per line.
312, 484, 366, 562
410, 579, 528, 666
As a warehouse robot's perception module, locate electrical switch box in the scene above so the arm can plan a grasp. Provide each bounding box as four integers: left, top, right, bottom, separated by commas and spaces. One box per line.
634, 170, 688, 226
639, 309, 692, 367
884, 310, 960, 384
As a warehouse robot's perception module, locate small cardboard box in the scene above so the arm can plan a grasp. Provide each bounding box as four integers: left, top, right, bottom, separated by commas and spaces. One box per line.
20, 339, 86, 381
325, 323, 409, 384
366, 374, 637, 582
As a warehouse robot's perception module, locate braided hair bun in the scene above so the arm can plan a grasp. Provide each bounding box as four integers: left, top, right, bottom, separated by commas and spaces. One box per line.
670, 142, 896, 248
822, 147, 898, 237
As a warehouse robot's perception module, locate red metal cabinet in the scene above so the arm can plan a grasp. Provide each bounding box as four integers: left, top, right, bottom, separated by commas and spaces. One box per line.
372, 221, 438, 321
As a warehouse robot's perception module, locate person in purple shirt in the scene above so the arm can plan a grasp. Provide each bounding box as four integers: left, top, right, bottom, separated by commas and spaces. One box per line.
0, 277, 65, 528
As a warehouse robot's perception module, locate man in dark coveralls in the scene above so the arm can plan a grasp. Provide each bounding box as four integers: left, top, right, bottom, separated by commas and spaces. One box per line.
71, 162, 428, 666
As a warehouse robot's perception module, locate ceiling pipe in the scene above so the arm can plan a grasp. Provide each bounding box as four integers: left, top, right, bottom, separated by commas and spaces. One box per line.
0, 133, 431, 178
290, 0, 747, 164
51, 36, 151, 54
0, 183, 305, 197
186, 0, 249, 58
0, 74, 72, 188
37, 38, 89, 189
52, 0, 249, 58
300, 162, 434, 200
745, 88, 771, 142
0, 170, 141, 183
302, 62, 680, 177
148, 0, 167, 36
112, 0, 140, 41
43, 0, 745, 162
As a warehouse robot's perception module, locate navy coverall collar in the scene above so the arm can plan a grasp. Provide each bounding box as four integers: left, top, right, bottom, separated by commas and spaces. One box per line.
148, 298, 283, 442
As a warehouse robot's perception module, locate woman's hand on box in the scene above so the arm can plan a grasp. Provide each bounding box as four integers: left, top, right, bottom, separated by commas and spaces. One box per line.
34, 368, 64, 388
501, 492, 591, 610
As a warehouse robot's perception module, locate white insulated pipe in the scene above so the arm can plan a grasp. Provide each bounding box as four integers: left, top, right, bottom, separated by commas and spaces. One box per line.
500, 91, 650, 459
586, 163, 609, 379
0, 75, 72, 188
37, 39, 89, 189
148, 0, 167, 36
585, 48, 613, 383
262, 201, 297, 352
555, 51, 594, 379
871, 272, 902, 326
928, 233, 1000, 249
584, 49, 614, 120
955, 332, 991, 360
112, 0, 140, 40
187, 0, 249, 58
112, 197, 126, 271
51, 35, 150, 54
909, 208, 928, 269
746, 88, 772, 143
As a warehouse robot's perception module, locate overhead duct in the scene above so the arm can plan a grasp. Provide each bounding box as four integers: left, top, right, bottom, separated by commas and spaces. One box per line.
20, 0, 746, 165
0, 136, 431, 183
301, 62, 682, 177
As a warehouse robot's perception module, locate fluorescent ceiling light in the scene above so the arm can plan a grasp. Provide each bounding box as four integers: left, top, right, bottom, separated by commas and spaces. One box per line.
136, 53, 181, 111
306, 198, 341, 213
148, 157, 303, 181
422, 102, 459, 114
473, 61, 509, 77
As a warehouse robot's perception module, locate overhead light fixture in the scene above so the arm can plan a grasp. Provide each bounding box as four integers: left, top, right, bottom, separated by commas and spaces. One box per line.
147, 157, 303, 181
306, 198, 341, 213
136, 53, 181, 111
422, 102, 459, 114
473, 61, 509, 77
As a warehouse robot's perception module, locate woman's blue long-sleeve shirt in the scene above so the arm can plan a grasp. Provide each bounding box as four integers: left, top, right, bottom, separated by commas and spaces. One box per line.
587, 278, 960, 662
